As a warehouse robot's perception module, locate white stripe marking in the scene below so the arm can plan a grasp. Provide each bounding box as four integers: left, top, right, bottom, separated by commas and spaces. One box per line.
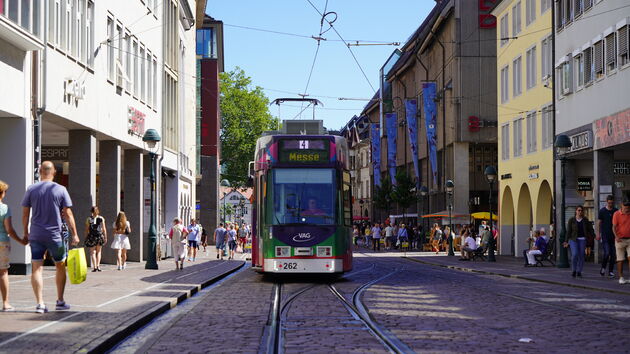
0, 312, 82, 348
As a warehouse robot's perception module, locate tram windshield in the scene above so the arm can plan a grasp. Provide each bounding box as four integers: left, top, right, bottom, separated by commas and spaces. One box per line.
270, 168, 336, 225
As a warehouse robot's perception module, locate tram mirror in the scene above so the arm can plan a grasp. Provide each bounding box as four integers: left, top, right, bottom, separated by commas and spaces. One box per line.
246, 176, 253, 188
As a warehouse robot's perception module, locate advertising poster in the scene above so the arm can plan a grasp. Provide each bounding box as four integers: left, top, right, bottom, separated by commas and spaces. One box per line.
405, 99, 420, 187
422, 82, 438, 186
386, 112, 398, 185
371, 124, 381, 187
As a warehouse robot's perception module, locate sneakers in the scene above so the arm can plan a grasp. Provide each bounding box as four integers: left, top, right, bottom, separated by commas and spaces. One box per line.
122, 263, 126, 269
216, 254, 219, 259
600, 268, 606, 276
179, 263, 184, 270
609, 272, 615, 278
619, 277, 630, 284
55, 300, 70, 311
117, 266, 122, 271
35, 304, 48, 314
572, 271, 576, 278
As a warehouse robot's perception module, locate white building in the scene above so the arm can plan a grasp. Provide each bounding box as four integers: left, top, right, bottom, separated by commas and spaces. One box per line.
219, 187, 253, 226
0, 0, 204, 273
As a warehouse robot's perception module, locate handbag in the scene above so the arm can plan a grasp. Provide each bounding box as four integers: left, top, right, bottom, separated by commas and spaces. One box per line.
67, 248, 87, 284
124, 226, 130, 235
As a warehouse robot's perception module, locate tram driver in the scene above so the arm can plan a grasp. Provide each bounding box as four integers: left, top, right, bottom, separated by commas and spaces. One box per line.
302, 198, 326, 216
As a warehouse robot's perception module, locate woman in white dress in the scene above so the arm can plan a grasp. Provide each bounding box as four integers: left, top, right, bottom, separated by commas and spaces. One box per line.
111, 212, 131, 270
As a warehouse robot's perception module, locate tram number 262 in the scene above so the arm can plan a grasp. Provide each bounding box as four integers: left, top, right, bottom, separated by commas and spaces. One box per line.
282, 262, 298, 270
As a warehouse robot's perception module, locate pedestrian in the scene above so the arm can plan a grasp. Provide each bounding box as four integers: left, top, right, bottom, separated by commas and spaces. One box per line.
397, 223, 409, 251
459, 225, 470, 259
227, 224, 238, 260
431, 224, 442, 254
200, 224, 208, 252
84, 206, 107, 272
460, 230, 477, 261
613, 198, 630, 284
371, 223, 382, 251
238, 223, 247, 252
214, 223, 227, 260
187, 218, 200, 262
22, 161, 79, 313
0, 180, 28, 312
564, 205, 594, 278
597, 195, 617, 278
523, 231, 547, 266
169, 217, 188, 270
110, 211, 131, 270
353, 225, 360, 246
364, 223, 372, 248
384, 223, 394, 250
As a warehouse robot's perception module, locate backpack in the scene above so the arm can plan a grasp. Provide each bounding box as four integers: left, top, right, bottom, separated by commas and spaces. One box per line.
89, 216, 103, 238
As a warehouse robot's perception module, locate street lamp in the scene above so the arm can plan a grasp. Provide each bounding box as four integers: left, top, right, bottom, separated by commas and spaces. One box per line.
555, 134, 572, 268
484, 165, 497, 262
220, 179, 230, 224
445, 180, 455, 256
143, 128, 161, 270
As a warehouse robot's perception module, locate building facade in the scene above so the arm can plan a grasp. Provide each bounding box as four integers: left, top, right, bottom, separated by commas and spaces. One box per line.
0, 0, 203, 273
554, 0, 630, 237
492, 0, 554, 257
341, 115, 372, 223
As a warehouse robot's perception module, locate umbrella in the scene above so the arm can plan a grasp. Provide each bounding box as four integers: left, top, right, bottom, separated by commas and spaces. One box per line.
471, 212, 498, 221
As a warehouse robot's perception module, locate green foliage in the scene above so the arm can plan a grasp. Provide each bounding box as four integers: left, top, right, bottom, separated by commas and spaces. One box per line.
220, 67, 278, 186
391, 171, 417, 213
372, 175, 393, 217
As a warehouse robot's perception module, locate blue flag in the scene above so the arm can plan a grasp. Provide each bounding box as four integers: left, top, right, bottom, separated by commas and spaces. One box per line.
405, 99, 420, 188
371, 124, 381, 187
423, 83, 438, 186
386, 113, 398, 185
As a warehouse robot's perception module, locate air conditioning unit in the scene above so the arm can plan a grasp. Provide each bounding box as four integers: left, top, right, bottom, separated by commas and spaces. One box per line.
282, 120, 325, 135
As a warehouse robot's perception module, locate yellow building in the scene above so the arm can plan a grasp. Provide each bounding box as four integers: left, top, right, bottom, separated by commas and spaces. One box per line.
491, 0, 553, 256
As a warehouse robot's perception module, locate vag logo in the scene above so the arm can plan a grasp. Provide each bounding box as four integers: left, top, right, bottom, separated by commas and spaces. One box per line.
292, 233, 312, 242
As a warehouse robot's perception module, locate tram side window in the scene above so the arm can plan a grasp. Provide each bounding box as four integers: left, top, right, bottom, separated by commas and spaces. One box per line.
270, 168, 335, 225
343, 172, 351, 226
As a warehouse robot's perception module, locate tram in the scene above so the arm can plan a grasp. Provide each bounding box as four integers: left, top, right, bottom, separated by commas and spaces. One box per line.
250, 118, 352, 274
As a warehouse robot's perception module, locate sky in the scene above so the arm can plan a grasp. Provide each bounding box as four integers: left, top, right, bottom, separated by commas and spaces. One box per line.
205, 1, 434, 130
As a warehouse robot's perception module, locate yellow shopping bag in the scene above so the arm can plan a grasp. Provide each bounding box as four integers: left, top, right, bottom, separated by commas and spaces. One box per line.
67, 248, 87, 284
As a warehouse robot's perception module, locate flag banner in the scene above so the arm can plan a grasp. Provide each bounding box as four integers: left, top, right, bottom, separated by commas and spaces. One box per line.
386, 112, 398, 185
405, 99, 420, 188
422, 82, 438, 186
371, 124, 381, 187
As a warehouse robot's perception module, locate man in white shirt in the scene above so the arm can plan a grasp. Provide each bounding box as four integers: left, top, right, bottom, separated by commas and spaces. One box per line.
460, 234, 478, 260
371, 223, 382, 251
384, 224, 394, 250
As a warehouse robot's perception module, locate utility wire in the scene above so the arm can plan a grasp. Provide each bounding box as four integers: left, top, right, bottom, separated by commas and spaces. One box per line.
299, 0, 329, 119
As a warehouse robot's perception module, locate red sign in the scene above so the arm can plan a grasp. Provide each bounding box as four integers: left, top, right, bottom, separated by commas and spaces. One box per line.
593, 108, 630, 150
128, 106, 146, 137
478, 0, 497, 28
468, 116, 481, 132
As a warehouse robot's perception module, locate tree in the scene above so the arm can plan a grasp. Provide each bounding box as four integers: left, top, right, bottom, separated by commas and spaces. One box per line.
391, 171, 417, 223
372, 176, 393, 222
220, 67, 278, 186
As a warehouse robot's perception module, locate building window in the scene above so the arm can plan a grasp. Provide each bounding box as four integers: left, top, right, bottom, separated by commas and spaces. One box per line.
620, 25, 629, 66
541, 105, 553, 149
513, 56, 522, 97
526, 0, 536, 26
605, 32, 616, 73
574, 0, 583, 17
133, 39, 139, 96
541, 0, 551, 14
147, 50, 153, 106
574, 53, 584, 89
526, 111, 537, 153
541, 36, 552, 80
500, 14, 509, 46
501, 124, 510, 160
558, 60, 572, 95
71, 0, 80, 58
556, 0, 563, 29
594, 40, 604, 79
107, 16, 114, 81
125, 31, 131, 92
152, 57, 158, 109
513, 118, 523, 157
501, 65, 509, 103
564, 0, 573, 25
140, 45, 146, 101
2, 0, 43, 37
526, 46, 537, 89
512, 2, 522, 36
584, 46, 593, 84
584, 0, 593, 11
86, 1, 93, 66
196, 28, 218, 58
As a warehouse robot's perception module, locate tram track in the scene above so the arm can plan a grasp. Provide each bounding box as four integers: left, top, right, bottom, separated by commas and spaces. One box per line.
262, 261, 414, 354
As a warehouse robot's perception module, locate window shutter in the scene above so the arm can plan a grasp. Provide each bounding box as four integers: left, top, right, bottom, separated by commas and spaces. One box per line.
584, 47, 592, 82
619, 26, 629, 57
606, 33, 616, 66
574, 0, 582, 16
594, 41, 603, 74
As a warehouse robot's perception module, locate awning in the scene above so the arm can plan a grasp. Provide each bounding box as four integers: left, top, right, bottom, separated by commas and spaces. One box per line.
470, 212, 498, 221
421, 211, 469, 219
352, 216, 369, 221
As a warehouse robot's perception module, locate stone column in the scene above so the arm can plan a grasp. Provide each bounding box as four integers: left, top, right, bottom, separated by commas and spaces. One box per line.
124, 149, 144, 262
593, 150, 614, 263
0, 117, 33, 275
99, 141, 121, 264
68, 130, 96, 253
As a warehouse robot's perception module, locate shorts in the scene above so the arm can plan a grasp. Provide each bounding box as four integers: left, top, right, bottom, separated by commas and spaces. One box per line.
31, 238, 67, 263
228, 240, 237, 251
216, 241, 225, 250
0, 242, 10, 269
188, 240, 198, 249
238, 237, 246, 244
172, 242, 187, 261
615, 238, 630, 260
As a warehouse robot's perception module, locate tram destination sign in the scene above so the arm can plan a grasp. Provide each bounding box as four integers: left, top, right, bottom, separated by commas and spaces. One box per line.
278, 139, 330, 164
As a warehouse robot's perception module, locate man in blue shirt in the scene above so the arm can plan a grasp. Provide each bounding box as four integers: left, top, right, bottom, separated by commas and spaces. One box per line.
22, 161, 79, 313
214, 223, 227, 260
523, 231, 547, 266
597, 195, 618, 277
187, 219, 200, 262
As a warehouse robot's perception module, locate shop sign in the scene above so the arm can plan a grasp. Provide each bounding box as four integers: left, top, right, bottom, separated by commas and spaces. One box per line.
594, 108, 630, 150
127, 106, 146, 137
568, 131, 592, 153
41, 146, 69, 160
613, 162, 630, 175
65, 79, 85, 100
529, 164, 539, 171
500, 173, 512, 180
577, 177, 592, 191
528, 173, 539, 180
478, 0, 498, 28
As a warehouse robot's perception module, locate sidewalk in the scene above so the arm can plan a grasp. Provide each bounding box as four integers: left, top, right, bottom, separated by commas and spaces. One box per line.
0, 248, 247, 353
405, 252, 630, 296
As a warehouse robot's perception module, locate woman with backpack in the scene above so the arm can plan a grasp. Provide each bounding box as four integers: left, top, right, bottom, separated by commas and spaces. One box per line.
85, 206, 107, 272
111, 212, 131, 270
